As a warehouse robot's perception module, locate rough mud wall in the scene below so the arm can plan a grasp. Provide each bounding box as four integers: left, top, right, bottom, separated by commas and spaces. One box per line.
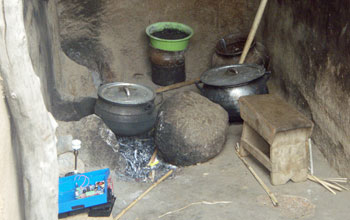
23, 0, 61, 109
23, 0, 98, 121
57, 0, 259, 82
259, 0, 350, 177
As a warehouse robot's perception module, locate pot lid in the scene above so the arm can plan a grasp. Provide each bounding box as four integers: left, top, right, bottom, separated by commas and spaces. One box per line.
98, 82, 155, 105
200, 64, 265, 87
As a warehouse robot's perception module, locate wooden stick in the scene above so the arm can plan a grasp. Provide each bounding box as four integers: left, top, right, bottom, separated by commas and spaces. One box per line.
324, 178, 348, 183
326, 180, 348, 183
148, 149, 158, 166
321, 180, 343, 191
158, 201, 232, 218
156, 78, 200, 93
308, 138, 314, 175
308, 175, 342, 191
235, 144, 278, 206
114, 170, 174, 220
328, 181, 349, 191
239, 0, 268, 64
308, 175, 336, 194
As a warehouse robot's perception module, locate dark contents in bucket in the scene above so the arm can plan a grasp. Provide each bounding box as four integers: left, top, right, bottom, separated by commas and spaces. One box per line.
116, 133, 176, 182
225, 40, 246, 53
216, 38, 249, 56
152, 28, 189, 40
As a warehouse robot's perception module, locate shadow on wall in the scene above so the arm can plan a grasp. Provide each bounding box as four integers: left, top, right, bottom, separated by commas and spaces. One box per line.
58, 0, 114, 83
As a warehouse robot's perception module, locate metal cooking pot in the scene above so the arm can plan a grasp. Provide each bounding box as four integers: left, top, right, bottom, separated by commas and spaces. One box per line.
196, 64, 270, 122
95, 82, 157, 136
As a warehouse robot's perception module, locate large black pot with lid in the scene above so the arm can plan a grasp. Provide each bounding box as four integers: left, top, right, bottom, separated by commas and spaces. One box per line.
95, 82, 157, 136
196, 64, 270, 122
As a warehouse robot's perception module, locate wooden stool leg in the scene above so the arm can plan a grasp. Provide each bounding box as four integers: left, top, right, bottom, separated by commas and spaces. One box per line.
240, 122, 270, 158
270, 129, 309, 185
239, 122, 250, 157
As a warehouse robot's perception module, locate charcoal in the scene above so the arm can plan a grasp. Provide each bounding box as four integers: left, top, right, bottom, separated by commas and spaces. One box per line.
115, 134, 176, 182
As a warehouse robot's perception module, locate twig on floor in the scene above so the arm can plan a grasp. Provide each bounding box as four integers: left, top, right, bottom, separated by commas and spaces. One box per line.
115, 170, 173, 220
323, 178, 348, 183
321, 180, 343, 191
308, 138, 314, 175
158, 201, 232, 218
308, 174, 350, 194
328, 181, 349, 191
235, 143, 279, 207
308, 175, 336, 194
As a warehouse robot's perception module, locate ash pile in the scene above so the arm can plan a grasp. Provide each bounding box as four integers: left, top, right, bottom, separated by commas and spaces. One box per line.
116, 133, 176, 182
56, 114, 175, 183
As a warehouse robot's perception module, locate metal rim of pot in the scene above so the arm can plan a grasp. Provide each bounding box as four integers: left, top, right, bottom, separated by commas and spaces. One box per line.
215, 34, 256, 57
97, 82, 156, 106
196, 64, 271, 122
199, 64, 267, 88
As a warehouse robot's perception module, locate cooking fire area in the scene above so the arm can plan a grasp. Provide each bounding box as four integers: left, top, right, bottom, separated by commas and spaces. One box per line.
53, 0, 350, 218
50, 0, 350, 219
1, 0, 350, 220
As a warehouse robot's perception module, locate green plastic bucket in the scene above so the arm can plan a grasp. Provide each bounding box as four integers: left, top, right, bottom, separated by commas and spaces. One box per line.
146, 22, 194, 51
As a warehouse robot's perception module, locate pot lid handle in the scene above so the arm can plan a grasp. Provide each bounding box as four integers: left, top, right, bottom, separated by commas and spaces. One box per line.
123, 86, 131, 98
228, 67, 239, 75
97, 82, 155, 105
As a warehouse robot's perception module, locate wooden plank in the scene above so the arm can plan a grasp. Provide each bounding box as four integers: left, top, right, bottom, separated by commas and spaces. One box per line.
241, 123, 270, 154
239, 94, 314, 143
241, 140, 272, 171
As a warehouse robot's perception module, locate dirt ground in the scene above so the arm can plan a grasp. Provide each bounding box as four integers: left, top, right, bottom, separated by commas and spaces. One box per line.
65, 121, 350, 220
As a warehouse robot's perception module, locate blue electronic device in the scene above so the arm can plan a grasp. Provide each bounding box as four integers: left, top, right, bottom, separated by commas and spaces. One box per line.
58, 168, 110, 215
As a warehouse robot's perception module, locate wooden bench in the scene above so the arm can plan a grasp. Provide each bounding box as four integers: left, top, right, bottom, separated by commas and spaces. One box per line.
238, 94, 313, 185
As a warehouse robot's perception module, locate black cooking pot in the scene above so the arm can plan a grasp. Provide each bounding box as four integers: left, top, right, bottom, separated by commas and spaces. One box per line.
95, 82, 157, 136
196, 64, 270, 122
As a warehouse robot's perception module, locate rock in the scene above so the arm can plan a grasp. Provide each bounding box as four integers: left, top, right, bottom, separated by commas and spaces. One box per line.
56, 135, 73, 155
155, 91, 229, 166
56, 114, 127, 173
58, 152, 85, 177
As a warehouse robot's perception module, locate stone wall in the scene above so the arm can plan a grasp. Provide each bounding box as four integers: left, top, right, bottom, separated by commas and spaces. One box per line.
259, 0, 350, 177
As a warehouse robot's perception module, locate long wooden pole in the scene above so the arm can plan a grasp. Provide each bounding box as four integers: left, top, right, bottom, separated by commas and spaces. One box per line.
156, 78, 200, 93
114, 170, 174, 220
239, 0, 268, 64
